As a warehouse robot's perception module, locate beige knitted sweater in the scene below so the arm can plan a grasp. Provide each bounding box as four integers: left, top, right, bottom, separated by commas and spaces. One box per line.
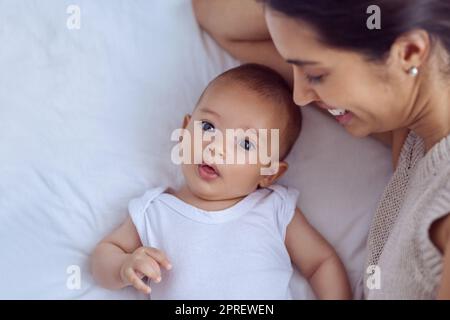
364, 131, 450, 299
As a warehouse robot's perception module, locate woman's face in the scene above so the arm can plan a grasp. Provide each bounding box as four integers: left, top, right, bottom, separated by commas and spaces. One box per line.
265, 10, 418, 138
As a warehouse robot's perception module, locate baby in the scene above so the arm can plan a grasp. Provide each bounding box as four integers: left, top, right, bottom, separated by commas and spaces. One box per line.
91, 64, 352, 299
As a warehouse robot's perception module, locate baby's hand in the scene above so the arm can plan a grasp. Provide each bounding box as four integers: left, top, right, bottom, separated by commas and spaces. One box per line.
120, 247, 172, 295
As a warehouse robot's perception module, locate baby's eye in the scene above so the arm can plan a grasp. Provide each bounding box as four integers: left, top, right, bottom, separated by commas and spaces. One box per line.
239, 139, 255, 151
201, 121, 215, 132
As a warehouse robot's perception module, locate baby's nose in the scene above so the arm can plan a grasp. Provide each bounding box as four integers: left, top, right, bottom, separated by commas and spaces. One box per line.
207, 144, 224, 158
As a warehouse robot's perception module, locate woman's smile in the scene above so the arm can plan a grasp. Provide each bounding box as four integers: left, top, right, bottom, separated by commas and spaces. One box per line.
315, 101, 354, 126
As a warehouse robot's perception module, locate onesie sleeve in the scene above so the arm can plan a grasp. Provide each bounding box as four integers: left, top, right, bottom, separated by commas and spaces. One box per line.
128, 187, 165, 248
269, 184, 300, 241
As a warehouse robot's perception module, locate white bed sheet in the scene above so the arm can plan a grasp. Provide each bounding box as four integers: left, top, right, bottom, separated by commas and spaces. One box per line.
0, 0, 392, 299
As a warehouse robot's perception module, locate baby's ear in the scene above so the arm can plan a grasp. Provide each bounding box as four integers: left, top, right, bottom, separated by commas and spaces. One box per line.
258, 161, 288, 188
182, 114, 191, 129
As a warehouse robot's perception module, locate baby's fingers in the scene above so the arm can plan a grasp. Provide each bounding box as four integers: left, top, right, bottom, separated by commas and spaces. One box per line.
135, 257, 162, 283
124, 267, 151, 295
144, 247, 172, 270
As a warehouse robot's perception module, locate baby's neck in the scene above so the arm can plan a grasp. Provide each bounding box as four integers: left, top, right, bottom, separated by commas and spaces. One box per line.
168, 185, 247, 212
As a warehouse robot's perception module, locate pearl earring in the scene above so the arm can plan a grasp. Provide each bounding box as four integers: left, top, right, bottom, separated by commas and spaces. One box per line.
408, 66, 419, 77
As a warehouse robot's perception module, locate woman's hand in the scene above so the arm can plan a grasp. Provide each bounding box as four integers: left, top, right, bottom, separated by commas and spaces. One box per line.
120, 246, 172, 294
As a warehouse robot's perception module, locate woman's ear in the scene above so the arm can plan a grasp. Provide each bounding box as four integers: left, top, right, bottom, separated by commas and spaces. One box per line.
182, 114, 191, 129
391, 29, 430, 73
258, 161, 288, 188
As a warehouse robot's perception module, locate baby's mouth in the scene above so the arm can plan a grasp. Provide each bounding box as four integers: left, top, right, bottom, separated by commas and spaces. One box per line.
197, 162, 220, 180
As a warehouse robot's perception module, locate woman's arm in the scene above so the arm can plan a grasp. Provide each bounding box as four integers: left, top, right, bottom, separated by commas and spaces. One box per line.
192, 0, 268, 41
429, 213, 450, 299
192, 0, 293, 84
438, 236, 450, 299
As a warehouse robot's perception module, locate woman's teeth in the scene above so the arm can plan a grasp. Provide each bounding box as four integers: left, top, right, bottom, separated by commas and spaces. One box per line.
328, 108, 348, 117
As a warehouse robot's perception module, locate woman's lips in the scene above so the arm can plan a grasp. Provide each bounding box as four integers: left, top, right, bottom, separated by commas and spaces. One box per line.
315, 102, 353, 126
335, 111, 354, 125
197, 163, 219, 180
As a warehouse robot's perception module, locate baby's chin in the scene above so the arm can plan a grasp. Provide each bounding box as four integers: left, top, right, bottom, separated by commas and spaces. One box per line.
183, 175, 250, 203
184, 179, 227, 201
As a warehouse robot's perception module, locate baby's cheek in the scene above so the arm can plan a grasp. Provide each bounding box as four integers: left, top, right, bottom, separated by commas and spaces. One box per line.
225, 164, 262, 188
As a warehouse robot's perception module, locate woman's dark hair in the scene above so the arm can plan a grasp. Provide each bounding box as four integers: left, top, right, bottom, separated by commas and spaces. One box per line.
264, 0, 450, 61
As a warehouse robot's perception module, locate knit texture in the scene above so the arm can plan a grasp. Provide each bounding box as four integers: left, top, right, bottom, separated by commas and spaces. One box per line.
364, 131, 450, 299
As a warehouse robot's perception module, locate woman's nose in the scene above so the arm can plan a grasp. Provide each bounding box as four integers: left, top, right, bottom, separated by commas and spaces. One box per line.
293, 72, 319, 107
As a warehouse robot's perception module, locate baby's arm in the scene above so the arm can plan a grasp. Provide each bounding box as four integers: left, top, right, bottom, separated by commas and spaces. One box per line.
90, 216, 172, 294
286, 208, 352, 300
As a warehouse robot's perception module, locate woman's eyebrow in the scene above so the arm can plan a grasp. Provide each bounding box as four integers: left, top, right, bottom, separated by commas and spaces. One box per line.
286, 59, 319, 66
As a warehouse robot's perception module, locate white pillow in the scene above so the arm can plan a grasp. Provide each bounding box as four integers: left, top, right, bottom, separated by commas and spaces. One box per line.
0, 0, 392, 299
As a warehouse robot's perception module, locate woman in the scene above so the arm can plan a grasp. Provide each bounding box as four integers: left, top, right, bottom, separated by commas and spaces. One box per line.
193, 0, 450, 299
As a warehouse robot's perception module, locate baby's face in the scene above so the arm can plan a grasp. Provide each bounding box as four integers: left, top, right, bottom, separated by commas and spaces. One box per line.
180, 82, 288, 201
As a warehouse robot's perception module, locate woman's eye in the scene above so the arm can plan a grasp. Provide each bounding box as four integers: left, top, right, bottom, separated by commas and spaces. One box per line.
239, 139, 255, 151
201, 121, 215, 132
306, 74, 324, 85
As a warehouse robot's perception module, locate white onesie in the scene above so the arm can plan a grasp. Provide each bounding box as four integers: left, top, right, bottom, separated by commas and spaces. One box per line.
128, 184, 299, 300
